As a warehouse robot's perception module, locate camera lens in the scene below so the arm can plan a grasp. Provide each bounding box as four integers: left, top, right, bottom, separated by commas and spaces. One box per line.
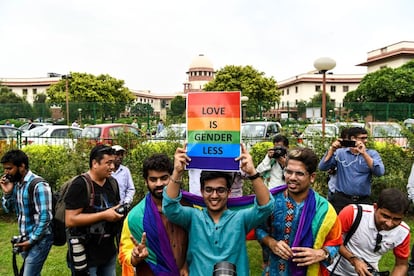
213, 261, 237, 276
69, 237, 88, 272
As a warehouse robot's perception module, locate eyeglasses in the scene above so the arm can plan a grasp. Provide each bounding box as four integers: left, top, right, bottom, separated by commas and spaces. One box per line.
203, 187, 228, 195
284, 169, 308, 177
374, 233, 382, 252
356, 136, 368, 140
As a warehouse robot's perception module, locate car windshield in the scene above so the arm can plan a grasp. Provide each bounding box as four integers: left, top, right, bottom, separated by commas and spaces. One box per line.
22, 126, 48, 137
304, 125, 337, 137
156, 124, 186, 138
241, 124, 266, 138
372, 124, 402, 137
81, 127, 102, 138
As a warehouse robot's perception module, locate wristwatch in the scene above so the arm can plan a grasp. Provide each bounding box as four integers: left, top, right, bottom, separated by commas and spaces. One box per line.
322, 247, 331, 263
248, 172, 261, 180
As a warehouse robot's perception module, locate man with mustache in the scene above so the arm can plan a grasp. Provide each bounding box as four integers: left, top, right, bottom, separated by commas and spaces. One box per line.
256, 147, 342, 276
329, 188, 410, 276
1, 149, 53, 276
65, 145, 124, 276
118, 153, 188, 275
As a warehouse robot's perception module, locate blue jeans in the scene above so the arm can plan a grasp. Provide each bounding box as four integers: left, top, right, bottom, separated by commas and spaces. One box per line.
88, 254, 117, 276
21, 233, 53, 276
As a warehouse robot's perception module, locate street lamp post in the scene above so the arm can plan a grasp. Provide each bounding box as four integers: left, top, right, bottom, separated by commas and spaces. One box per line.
78, 108, 82, 126
314, 57, 336, 137
241, 96, 249, 122
62, 74, 72, 125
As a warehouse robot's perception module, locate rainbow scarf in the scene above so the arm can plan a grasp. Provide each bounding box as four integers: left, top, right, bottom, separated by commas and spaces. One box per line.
128, 193, 179, 275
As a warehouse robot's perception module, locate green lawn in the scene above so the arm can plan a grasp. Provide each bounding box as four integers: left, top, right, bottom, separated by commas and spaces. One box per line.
0, 214, 412, 275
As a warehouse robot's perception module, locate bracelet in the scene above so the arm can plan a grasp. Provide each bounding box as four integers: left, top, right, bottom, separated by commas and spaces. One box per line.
170, 177, 183, 185
248, 172, 261, 180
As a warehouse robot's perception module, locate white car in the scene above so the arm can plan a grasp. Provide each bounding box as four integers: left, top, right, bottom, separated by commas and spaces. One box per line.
241, 121, 282, 149
298, 123, 339, 148
18, 122, 52, 132
22, 125, 83, 148
148, 123, 186, 143
366, 122, 407, 147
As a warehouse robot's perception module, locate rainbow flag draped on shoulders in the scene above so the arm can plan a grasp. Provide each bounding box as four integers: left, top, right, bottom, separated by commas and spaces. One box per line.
119, 193, 179, 276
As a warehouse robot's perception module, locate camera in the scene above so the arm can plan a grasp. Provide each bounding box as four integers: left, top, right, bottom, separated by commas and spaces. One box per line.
115, 203, 130, 216
271, 146, 287, 159
11, 235, 28, 254
213, 261, 237, 276
340, 140, 356, 147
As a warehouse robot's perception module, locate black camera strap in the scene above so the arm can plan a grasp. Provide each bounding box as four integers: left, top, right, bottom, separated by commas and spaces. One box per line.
330, 204, 362, 275
12, 252, 25, 276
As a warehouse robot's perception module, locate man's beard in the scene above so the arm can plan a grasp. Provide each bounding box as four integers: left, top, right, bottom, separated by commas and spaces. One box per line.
10, 171, 23, 183
149, 186, 164, 200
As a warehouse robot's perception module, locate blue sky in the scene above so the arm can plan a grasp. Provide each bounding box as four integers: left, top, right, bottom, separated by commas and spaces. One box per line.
0, 0, 412, 94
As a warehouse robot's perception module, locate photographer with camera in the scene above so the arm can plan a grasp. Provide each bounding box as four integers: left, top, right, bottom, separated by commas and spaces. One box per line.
319, 127, 385, 213
1, 149, 53, 276
256, 135, 289, 189
329, 188, 410, 276
65, 145, 124, 276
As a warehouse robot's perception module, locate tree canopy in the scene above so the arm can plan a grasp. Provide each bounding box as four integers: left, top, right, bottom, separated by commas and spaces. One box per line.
203, 65, 280, 119
344, 60, 414, 103
47, 72, 135, 122
47, 72, 134, 104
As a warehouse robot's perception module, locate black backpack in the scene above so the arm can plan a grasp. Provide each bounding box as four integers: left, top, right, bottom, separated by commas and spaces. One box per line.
28, 174, 119, 246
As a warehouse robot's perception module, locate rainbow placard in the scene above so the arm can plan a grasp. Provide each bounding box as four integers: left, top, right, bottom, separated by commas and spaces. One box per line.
186, 91, 241, 171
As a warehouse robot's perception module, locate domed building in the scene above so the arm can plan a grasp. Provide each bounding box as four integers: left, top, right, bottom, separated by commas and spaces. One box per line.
183, 54, 215, 93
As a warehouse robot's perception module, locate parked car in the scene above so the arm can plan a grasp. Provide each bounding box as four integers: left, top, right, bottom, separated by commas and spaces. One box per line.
366, 122, 407, 147
297, 123, 339, 147
22, 125, 83, 148
19, 122, 52, 132
152, 123, 186, 142
0, 126, 23, 147
80, 123, 145, 145
241, 121, 282, 148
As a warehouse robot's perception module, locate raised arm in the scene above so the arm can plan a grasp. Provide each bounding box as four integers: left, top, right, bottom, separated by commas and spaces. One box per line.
236, 144, 270, 206
166, 145, 191, 199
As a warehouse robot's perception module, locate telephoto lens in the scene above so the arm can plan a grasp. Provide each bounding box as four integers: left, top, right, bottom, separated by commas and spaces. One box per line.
69, 236, 88, 273
213, 261, 237, 276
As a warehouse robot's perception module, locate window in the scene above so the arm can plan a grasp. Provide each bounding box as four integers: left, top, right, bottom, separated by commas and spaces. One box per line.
315, 85, 321, 92
295, 86, 298, 93
22, 89, 28, 96
330, 86, 336, 92
287, 88, 289, 95
32, 88, 37, 95
343, 86, 349, 92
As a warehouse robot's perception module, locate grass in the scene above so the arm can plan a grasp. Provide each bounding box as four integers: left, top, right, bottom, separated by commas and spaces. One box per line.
1, 213, 413, 275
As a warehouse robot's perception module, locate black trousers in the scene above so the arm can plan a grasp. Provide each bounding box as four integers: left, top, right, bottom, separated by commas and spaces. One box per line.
329, 191, 371, 214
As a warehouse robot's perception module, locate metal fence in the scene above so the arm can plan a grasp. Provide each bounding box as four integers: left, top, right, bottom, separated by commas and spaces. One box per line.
1, 102, 414, 125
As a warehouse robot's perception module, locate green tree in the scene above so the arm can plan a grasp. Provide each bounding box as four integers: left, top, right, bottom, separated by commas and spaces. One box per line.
47, 72, 135, 122
203, 65, 280, 119
0, 84, 32, 120
167, 95, 186, 123
344, 60, 414, 103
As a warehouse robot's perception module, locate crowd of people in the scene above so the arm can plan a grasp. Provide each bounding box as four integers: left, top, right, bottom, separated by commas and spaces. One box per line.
1, 125, 413, 276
